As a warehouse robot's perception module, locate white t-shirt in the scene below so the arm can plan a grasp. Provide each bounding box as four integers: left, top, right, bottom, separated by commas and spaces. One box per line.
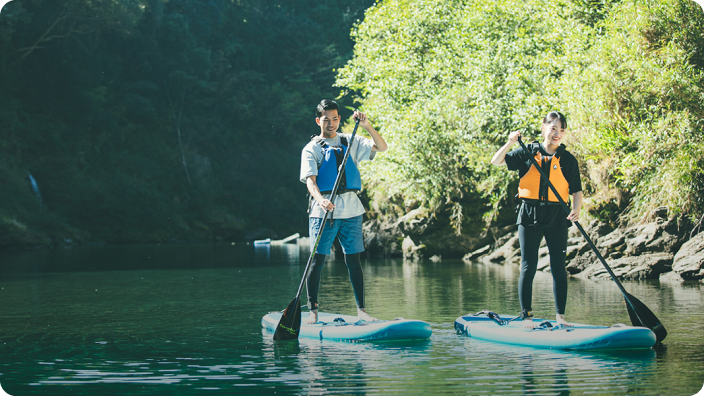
300, 132, 375, 219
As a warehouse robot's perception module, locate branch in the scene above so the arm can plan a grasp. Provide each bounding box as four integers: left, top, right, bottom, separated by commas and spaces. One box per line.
691, 212, 704, 240
70, 33, 90, 54
18, 13, 70, 59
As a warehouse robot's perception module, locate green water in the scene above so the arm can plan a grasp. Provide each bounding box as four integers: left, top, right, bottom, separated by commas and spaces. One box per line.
0, 243, 703, 395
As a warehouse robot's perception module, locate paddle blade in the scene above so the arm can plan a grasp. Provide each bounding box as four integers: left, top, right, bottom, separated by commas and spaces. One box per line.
273, 298, 301, 341
625, 292, 667, 344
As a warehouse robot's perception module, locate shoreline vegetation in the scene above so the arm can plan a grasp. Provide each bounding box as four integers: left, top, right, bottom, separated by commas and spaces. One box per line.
1, 0, 703, 285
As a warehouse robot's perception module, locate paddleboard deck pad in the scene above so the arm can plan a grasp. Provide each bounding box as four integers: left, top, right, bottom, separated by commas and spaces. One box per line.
262, 311, 432, 342
455, 311, 656, 350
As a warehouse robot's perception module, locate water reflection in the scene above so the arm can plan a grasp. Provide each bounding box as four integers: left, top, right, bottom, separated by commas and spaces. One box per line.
447, 336, 657, 395
0, 244, 702, 395
254, 243, 302, 266
261, 330, 432, 395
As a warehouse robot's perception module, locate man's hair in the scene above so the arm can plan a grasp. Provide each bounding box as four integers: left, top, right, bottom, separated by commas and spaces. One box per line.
543, 111, 567, 129
316, 99, 339, 117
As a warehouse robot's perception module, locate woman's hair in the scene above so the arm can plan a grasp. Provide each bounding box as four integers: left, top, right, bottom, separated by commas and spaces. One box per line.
543, 111, 567, 129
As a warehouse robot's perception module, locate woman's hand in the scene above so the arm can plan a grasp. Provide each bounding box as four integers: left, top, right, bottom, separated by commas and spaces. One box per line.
568, 192, 583, 223
491, 130, 522, 166
567, 209, 580, 222
508, 130, 522, 145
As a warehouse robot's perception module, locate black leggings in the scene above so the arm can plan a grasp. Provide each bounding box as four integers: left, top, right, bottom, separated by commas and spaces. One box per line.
306, 253, 365, 310
518, 223, 568, 315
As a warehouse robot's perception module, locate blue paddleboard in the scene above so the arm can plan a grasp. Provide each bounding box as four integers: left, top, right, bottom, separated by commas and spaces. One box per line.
262, 311, 432, 342
455, 312, 656, 350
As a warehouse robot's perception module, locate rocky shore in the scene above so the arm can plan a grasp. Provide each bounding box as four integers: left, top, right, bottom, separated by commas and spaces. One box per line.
363, 206, 704, 283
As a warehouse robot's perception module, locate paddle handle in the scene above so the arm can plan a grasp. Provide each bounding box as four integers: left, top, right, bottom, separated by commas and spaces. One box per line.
516, 137, 640, 317
293, 117, 362, 303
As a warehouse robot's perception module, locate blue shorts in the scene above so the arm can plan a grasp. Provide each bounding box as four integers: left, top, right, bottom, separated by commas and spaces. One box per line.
309, 215, 365, 255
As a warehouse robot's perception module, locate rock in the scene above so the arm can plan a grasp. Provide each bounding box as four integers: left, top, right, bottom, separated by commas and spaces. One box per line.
659, 271, 684, 283
608, 251, 623, 260
577, 253, 673, 280
619, 217, 689, 257
0, 217, 53, 249
567, 237, 583, 246
484, 234, 520, 265
363, 218, 405, 258
398, 208, 431, 236
565, 244, 581, 260
598, 229, 625, 251
429, 255, 442, 262
652, 206, 669, 220
487, 224, 516, 243
493, 231, 517, 251
624, 223, 660, 256
586, 221, 614, 245
402, 235, 425, 260
538, 246, 549, 258
645, 229, 682, 253
567, 250, 596, 274
568, 225, 581, 239
537, 255, 551, 272
366, 206, 498, 259
463, 245, 491, 263
672, 232, 704, 280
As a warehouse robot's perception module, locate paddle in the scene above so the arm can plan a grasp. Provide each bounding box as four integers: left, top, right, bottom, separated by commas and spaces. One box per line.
273, 116, 361, 341
517, 137, 667, 343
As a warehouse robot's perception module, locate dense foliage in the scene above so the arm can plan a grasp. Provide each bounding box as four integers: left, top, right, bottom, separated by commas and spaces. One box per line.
1, 0, 702, 247
0, 0, 373, 245
338, 0, 704, 231
563, 0, 704, 222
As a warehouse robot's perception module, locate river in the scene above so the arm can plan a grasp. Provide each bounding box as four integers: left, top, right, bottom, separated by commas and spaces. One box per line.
0, 243, 702, 395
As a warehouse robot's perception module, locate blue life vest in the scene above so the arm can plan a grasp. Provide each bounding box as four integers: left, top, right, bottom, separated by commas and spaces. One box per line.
314, 135, 362, 193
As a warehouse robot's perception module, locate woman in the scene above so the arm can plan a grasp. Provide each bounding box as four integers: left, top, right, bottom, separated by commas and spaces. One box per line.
490, 111, 583, 327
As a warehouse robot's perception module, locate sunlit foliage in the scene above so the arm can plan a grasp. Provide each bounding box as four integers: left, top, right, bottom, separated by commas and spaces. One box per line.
338, 0, 704, 230
562, 0, 704, 223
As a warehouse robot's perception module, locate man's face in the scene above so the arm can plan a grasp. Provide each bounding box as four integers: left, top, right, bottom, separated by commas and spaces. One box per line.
316, 109, 340, 138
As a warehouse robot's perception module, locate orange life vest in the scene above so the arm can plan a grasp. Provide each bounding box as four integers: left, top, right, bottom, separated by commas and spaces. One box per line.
518, 144, 570, 203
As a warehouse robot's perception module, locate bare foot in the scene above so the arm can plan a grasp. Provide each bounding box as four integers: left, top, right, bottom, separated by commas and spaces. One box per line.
522, 317, 538, 329
556, 314, 573, 327
306, 309, 318, 324
357, 308, 378, 322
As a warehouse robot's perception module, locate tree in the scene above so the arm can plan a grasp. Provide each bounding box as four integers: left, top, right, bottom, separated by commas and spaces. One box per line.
337, 0, 704, 231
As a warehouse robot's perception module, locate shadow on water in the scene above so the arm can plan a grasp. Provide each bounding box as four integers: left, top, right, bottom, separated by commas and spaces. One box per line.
0, 243, 308, 278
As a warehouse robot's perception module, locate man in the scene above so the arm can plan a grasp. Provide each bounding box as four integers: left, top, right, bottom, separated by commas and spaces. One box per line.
300, 99, 387, 323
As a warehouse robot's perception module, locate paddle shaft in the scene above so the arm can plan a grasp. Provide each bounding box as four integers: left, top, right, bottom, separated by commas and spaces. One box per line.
292, 119, 362, 307
516, 137, 644, 323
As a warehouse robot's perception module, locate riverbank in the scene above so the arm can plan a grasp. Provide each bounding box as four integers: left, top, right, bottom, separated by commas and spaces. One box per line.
0, 212, 296, 251
467, 206, 704, 282
363, 206, 704, 282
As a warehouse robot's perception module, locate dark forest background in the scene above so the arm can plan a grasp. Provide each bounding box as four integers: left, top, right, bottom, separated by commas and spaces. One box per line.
0, 0, 374, 247
2, 0, 703, 251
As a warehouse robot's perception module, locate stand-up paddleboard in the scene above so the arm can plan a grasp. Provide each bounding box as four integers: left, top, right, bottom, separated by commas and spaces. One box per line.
263, 311, 432, 342
455, 311, 656, 350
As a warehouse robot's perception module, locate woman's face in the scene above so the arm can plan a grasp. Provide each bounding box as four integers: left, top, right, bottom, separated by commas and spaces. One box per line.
542, 120, 565, 146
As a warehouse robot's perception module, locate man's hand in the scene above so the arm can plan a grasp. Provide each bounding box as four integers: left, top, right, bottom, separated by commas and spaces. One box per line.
307, 176, 335, 212
317, 198, 334, 212
353, 110, 388, 152
353, 110, 370, 129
